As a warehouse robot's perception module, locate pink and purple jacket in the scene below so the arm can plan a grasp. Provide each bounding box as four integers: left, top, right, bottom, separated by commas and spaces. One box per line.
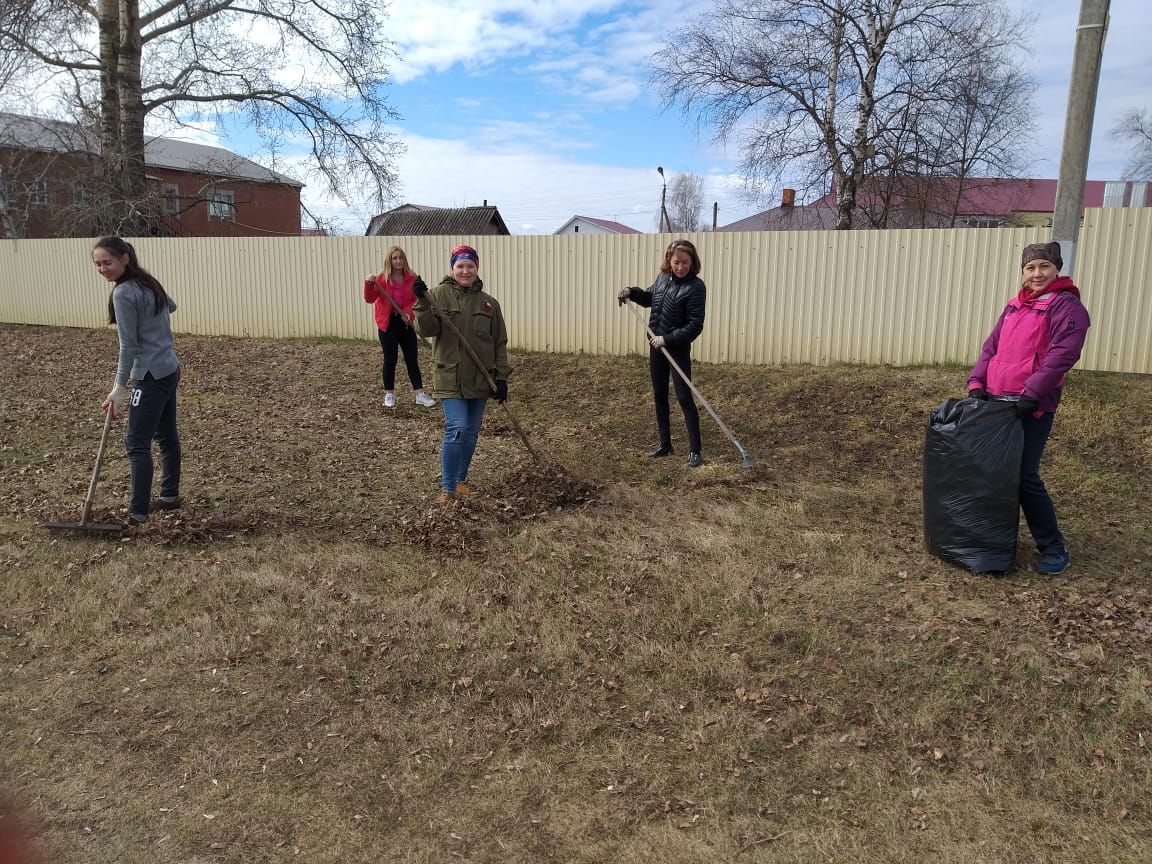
968, 276, 1090, 415
363, 272, 418, 332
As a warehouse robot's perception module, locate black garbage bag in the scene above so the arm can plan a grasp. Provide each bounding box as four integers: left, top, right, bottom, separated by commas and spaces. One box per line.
923, 397, 1023, 572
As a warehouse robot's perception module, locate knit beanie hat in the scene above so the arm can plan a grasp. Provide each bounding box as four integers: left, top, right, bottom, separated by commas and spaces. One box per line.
1021, 241, 1062, 271
450, 244, 479, 267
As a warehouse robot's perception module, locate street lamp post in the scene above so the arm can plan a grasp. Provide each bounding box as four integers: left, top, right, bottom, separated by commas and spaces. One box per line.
657, 166, 670, 233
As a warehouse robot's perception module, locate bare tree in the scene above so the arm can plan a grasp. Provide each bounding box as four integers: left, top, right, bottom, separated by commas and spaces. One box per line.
861, 53, 1034, 228
663, 172, 705, 232
2, 0, 401, 234
0, 3, 27, 92
652, 0, 1032, 229
1113, 109, 1152, 180
0, 2, 34, 236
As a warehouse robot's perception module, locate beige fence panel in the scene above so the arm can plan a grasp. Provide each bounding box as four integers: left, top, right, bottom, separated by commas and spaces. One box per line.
1, 215, 1148, 373
1077, 207, 1152, 374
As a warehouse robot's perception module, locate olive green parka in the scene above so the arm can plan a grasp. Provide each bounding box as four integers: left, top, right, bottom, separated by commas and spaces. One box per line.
413, 276, 509, 399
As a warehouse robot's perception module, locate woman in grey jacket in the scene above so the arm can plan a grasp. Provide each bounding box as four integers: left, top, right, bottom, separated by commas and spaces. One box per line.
93, 236, 182, 526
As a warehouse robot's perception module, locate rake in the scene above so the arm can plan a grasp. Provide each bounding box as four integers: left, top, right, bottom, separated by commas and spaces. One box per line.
42, 409, 125, 536
624, 300, 757, 470
371, 274, 433, 349
420, 289, 540, 462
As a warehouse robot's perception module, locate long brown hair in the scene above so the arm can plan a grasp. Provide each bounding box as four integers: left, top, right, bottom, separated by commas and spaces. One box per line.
96, 236, 168, 324
378, 245, 411, 279
659, 239, 701, 278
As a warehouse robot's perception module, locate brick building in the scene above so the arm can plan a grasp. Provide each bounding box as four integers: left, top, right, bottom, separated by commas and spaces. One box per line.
0, 113, 303, 238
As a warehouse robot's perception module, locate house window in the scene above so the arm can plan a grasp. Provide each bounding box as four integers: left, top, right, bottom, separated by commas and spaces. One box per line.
71, 182, 91, 206
164, 183, 180, 216
28, 179, 49, 206
208, 188, 235, 221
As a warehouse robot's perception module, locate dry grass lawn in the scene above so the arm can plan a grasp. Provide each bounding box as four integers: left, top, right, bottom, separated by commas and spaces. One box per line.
1, 323, 1150, 863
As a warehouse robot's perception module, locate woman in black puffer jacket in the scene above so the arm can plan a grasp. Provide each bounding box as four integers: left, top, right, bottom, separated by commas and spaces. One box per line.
618, 240, 707, 468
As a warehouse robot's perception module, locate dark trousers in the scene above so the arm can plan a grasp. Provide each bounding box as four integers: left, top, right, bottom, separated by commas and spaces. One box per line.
126, 368, 181, 517
1020, 412, 1065, 554
650, 344, 702, 453
378, 318, 423, 390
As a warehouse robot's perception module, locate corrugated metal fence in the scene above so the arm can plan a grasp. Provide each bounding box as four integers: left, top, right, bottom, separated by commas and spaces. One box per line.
2, 208, 1149, 373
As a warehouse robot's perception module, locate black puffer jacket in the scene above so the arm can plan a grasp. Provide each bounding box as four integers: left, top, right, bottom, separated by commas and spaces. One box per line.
626, 273, 706, 348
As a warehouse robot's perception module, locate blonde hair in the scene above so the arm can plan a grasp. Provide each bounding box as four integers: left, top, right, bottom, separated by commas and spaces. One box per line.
378, 246, 411, 278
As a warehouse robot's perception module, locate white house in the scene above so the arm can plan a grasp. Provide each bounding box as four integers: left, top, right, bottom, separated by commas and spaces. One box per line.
553, 215, 641, 236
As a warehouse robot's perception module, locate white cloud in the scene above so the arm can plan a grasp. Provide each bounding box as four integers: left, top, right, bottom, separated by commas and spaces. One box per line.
144, 117, 223, 147
295, 127, 762, 236
1010, 0, 1151, 178
386, 0, 707, 88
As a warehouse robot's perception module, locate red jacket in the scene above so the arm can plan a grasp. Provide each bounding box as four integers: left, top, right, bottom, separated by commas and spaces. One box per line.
363, 272, 418, 332
968, 276, 1090, 414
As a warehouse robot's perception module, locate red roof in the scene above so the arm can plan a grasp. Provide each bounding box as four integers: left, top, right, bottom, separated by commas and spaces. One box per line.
718, 205, 838, 232
809, 177, 1123, 216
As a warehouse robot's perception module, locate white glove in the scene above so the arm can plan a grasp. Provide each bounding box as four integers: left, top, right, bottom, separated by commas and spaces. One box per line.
103, 385, 129, 419
649, 335, 665, 349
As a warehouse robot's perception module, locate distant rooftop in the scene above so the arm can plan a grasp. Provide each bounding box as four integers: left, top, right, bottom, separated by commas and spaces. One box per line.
555, 215, 641, 235
806, 177, 1146, 215
0, 112, 302, 187
366, 204, 510, 236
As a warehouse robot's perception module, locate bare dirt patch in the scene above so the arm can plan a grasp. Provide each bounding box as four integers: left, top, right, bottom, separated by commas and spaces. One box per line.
2, 324, 1151, 864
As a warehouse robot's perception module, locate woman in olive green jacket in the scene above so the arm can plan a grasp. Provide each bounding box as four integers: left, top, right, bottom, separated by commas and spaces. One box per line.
413, 244, 509, 503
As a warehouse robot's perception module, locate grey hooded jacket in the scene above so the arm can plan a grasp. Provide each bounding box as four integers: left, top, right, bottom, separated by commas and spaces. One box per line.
112, 279, 180, 388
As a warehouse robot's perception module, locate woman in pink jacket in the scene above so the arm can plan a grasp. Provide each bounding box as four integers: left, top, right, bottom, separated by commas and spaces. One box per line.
364, 246, 436, 408
967, 241, 1091, 575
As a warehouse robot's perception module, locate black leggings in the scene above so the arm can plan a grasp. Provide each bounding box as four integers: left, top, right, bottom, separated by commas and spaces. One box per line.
650, 344, 701, 453
378, 317, 423, 390
125, 368, 181, 516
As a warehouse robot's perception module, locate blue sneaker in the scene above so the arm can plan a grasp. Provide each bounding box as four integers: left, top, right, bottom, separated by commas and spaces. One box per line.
1033, 550, 1070, 575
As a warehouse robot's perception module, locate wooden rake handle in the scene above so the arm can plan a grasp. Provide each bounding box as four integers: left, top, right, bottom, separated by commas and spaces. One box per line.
419, 289, 540, 463
369, 275, 433, 349
81, 408, 116, 526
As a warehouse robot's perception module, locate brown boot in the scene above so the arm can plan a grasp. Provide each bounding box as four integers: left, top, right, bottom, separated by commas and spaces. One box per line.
454, 481, 478, 498
435, 490, 456, 506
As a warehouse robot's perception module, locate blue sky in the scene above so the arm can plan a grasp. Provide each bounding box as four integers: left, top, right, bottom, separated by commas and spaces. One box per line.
17, 0, 1140, 235
302, 0, 1147, 236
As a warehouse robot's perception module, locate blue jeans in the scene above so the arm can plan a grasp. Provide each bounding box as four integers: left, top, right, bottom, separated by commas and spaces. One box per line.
440, 398, 487, 492
126, 368, 182, 517
1020, 412, 1065, 554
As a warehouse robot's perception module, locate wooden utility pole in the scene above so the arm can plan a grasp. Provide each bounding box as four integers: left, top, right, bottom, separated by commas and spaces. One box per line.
1051, 0, 1110, 276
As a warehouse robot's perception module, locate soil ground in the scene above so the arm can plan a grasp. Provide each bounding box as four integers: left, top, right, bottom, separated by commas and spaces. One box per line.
1, 323, 1150, 863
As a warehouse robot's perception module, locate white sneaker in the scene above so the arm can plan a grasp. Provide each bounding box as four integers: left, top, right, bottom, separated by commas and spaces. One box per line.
384, 392, 396, 408
415, 392, 436, 407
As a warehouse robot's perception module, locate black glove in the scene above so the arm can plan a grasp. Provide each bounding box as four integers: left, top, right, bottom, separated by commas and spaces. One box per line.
968, 388, 988, 400
492, 380, 508, 404
1016, 396, 1039, 418
412, 278, 428, 298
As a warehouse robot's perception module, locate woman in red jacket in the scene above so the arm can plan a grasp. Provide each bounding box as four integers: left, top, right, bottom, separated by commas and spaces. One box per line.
364, 246, 435, 408
967, 241, 1091, 575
